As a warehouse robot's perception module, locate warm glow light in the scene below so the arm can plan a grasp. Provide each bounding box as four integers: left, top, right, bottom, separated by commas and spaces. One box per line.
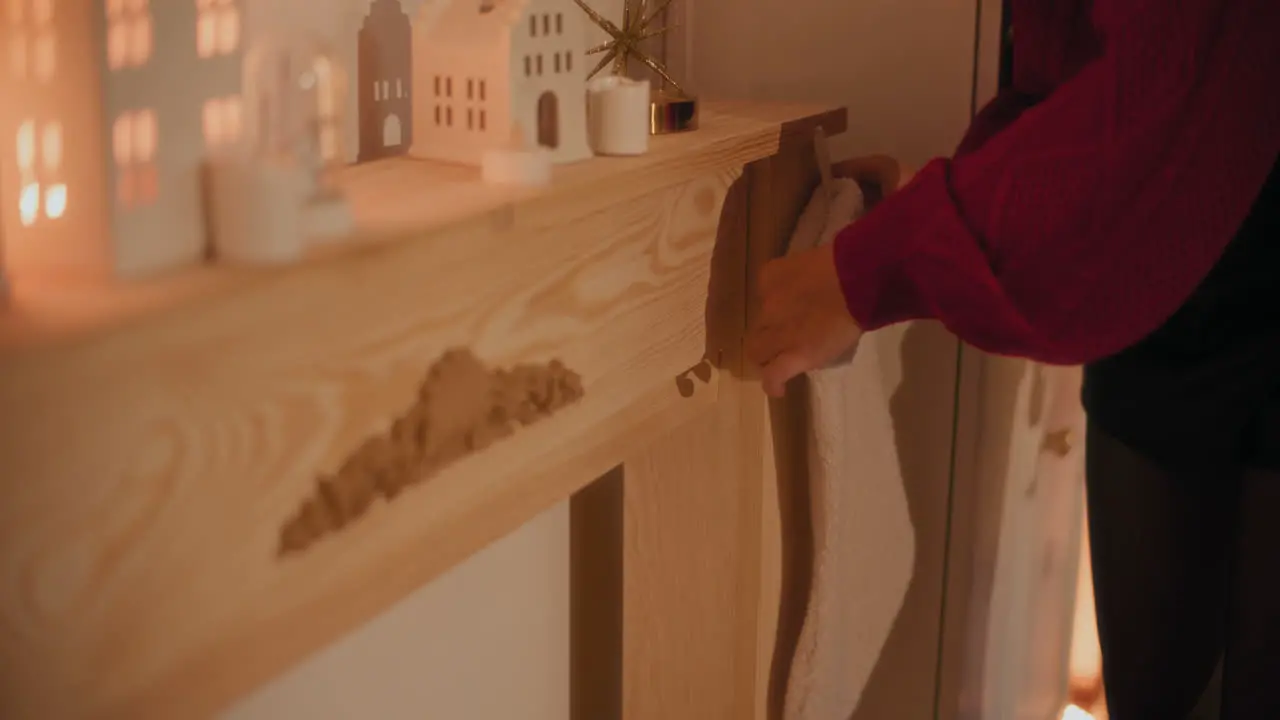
204, 96, 243, 149
134, 109, 156, 159
16, 120, 35, 169
32, 0, 51, 24
107, 22, 127, 69
112, 115, 132, 164
202, 100, 222, 145
42, 122, 61, 171
197, 0, 239, 57
196, 14, 216, 57
1061, 704, 1095, 720
1070, 505, 1103, 682
8, 0, 24, 23
130, 16, 152, 65
218, 6, 239, 54
314, 56, 335, 115
108, 0, 151, 69
113, 109, 159, 208
44, 183, 66, 219
19, 182, 39, 226
32, 31, 54, 80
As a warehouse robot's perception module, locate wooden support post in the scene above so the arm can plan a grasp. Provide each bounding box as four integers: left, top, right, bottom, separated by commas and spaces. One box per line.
570, 467, 625, 720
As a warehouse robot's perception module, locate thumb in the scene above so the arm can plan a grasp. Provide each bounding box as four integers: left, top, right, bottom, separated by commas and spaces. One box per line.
760, 351, 812, 398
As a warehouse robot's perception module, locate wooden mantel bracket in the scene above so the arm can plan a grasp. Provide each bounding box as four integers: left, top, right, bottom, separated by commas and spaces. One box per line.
278, 349, 585, 556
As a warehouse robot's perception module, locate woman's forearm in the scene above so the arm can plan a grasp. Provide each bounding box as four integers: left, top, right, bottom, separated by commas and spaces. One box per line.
832, 0, 1280, 364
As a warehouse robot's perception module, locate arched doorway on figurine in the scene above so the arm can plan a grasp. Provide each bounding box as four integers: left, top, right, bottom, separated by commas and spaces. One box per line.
536, 91, 559, 149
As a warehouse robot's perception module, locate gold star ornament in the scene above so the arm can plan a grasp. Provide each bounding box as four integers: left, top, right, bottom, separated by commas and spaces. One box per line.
573, 0, 683, 95
573, 0, 699, 133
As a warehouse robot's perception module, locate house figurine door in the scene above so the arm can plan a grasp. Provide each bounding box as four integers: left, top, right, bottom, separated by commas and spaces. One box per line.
537, 91, 558, 148
357, 0, 412, 162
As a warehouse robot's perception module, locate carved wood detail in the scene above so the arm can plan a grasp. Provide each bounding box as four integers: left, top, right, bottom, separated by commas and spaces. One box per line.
279, 349, 584, 555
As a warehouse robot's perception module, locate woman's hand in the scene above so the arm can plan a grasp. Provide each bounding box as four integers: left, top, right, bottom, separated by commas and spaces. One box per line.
746, 243, 863, 398
830, 154, 905, 196
745, 154, 910, 398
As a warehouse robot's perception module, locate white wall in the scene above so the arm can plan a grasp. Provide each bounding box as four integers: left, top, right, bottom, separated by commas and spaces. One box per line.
680, 0, 977, 167
225, 502, 570, 720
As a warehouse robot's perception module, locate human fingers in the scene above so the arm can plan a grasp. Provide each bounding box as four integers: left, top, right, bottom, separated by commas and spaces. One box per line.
758, 256, 784, 291
746, 320, 785, 366
760, 350, 813, 398
831, 155, 900, 191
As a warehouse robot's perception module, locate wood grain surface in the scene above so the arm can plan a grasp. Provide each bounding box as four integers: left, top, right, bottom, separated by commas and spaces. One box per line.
0, 102, 845, 719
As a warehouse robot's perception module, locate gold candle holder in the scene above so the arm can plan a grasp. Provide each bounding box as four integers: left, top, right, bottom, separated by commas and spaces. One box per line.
650, 89, 699, 135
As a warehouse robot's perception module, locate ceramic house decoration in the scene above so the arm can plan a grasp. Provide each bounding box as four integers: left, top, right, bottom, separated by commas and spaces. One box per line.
0, 0, 365, 280
410, 0, 592, 169
355, 0, 415, 163
0, 0, 245, 280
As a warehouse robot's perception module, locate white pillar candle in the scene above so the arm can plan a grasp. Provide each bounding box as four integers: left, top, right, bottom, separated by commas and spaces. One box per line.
208, 157, 310, 266
302, 191, 355, 244
587, 75, 651, 156
481, 147, 553, 187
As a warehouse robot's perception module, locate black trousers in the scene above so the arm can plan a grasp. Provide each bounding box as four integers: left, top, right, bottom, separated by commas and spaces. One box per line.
1085, 394, 1280, 719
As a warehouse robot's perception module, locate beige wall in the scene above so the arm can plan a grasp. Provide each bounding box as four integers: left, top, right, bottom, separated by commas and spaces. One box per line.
675, 0, 977, 166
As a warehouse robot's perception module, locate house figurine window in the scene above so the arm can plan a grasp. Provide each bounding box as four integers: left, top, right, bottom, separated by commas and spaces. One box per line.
1, 0, 364, 282
106, 0, 153, 70
10, 0, 66, 229
203, 96, 243, 150
9, 0, 56, 82
113, 109, 158, 208
242, 39, 346, 171
196, 0, 240, 59
309, 54, 344, 166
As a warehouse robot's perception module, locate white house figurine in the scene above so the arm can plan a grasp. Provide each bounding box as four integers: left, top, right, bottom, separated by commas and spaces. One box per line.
410, 0, 592, 167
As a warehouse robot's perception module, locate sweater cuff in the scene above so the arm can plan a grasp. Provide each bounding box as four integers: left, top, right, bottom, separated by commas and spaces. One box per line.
834, 159, 1042, 353
833, 159, 955, 331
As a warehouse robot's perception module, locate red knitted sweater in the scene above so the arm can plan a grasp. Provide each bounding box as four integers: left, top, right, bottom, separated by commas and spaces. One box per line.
832, 0, 1280, 364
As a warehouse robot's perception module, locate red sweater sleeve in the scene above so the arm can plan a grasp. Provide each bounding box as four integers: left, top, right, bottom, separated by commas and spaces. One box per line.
954, 89, 1039, 158
833, 0, 1280, 364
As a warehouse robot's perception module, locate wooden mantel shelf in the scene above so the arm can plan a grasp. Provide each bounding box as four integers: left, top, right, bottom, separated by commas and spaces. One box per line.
0, 101, 842, 357
0, 101, 846, 719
